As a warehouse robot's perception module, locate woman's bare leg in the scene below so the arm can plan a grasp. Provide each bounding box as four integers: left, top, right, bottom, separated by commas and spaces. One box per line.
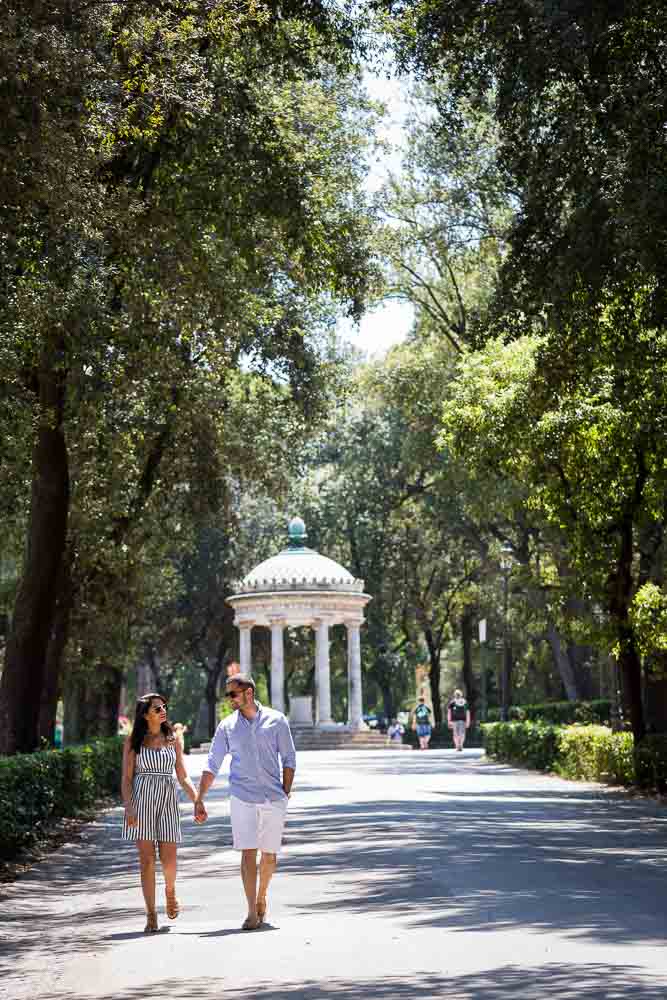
158, 842, 177, 894
137, 840, 156, 914
159, 842, 179, 917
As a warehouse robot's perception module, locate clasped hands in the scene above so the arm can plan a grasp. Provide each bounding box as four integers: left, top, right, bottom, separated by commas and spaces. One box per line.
194, 798, 208, 824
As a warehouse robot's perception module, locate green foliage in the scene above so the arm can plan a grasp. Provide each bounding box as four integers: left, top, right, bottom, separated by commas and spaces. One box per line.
486, 700, 612, 726
483, 721, 667, 789
630, 584, 667, 658
0, 738, 123, 860
556, 726, 635, 785
635, 735, 667, 792
482, 721, 561, 771
401, 724, 484, 749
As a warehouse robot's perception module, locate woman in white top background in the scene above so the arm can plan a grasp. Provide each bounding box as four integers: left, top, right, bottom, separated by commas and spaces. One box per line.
121, 693, 199, 932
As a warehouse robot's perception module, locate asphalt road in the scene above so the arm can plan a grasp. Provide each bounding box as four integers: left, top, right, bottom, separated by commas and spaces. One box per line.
2, 749, 667, 1000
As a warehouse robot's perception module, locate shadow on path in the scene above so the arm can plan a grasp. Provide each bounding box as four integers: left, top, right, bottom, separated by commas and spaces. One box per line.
37, 964, 666, 1000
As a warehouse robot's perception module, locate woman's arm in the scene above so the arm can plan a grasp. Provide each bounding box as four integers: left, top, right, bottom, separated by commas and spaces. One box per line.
174, 739, 198, 803
122, 737, 137, 825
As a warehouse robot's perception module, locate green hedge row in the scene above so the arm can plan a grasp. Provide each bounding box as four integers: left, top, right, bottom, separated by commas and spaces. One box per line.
0, 737, 124, 861
482, 722, 667, 789
485, 699, 612, 726
402, 724, 485, 748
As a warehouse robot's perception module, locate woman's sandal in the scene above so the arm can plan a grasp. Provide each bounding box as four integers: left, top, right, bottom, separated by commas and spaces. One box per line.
144, 910, 159, 934
257, 900, 267, 926
242, 915, 260, 930
165, 889, 180, 920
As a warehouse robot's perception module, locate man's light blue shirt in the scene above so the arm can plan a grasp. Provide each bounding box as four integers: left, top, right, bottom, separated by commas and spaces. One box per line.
203, 702, 296, 804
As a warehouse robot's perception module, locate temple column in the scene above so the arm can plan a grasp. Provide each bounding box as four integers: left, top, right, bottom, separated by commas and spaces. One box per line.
314, 618, 332, 725
239, 621, 253, 674
347, 619, 364, 730
270, 618, 286, 713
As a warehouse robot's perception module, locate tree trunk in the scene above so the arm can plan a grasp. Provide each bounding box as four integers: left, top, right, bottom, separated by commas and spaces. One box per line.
423, 626, 442, 726
460, 609, 478, 721
501, 638, 513, 719
205, 673, 218, 739
644, 657, 667, 733
39, 551, 74, 744
381, 683, 394, 722
0, 363, 69, 753
546, 624, 580, 701
569, 641, 594, 700
64, 662, 122, 743
608, 515, 645, 741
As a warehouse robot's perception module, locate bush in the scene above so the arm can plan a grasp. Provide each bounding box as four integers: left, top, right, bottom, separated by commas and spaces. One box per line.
635, 734, 667, 791
556, 725, 635, 784
486, 699, 612, 726
482, 722, 667, 790
483, 721, 561, 770
0, 738, 123, 861
402, 724, 484, 748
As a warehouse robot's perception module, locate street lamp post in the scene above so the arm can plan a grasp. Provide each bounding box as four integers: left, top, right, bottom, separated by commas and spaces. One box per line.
499, 544, 513, 722
478, 618, 487, 722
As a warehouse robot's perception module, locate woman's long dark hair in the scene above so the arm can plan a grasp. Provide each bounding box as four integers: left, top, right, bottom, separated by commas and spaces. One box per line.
130, 692, 175, 754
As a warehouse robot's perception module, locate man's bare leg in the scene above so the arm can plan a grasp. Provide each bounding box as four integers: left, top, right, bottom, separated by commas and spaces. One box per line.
241, 849, 259, 928
257, 852, 277, 922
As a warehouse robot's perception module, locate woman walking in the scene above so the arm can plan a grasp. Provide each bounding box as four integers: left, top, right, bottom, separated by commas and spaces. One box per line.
122, 693, 199, 932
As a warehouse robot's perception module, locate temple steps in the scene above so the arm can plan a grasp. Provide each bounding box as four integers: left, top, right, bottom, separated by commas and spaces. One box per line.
291, 729, 410, 751
189, 731, 412, 754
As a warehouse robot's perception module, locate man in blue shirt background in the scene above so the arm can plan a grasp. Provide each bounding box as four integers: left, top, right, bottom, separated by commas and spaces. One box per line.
195, 673, 296, 930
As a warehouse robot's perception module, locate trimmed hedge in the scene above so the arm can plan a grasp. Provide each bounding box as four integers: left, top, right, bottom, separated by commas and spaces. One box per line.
0, 737, 124, 861
486, 699, 612, 726
482, 721, 667, 789
402, 724, 485, 748
482, 720, 561, 770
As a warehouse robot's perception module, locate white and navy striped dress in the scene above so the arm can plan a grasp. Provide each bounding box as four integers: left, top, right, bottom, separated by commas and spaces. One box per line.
122, 742, 182, 843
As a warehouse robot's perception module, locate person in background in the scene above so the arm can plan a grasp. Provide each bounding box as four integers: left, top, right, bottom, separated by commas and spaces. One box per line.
195, 673, 296, 930
121, 693, 201, 933
412, 696, 433, 750
386, 718, 404, 745
447, 689, 471, 751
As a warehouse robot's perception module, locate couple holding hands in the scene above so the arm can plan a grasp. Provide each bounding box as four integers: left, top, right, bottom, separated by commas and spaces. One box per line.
121, 674, 296, 933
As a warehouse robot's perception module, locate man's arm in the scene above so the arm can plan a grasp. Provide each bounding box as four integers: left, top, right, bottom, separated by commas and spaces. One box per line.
195, 724, 229, 821
276, 718, 296, 797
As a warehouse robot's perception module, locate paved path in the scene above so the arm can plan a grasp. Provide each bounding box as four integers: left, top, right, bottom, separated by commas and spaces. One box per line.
2, 750, 667, 1000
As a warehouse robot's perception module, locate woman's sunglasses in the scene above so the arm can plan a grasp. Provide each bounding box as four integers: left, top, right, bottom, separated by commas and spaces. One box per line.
149, 704, 167, 714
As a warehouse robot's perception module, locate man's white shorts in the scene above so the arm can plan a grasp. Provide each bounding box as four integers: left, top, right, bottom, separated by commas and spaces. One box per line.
230, 796, 288, 853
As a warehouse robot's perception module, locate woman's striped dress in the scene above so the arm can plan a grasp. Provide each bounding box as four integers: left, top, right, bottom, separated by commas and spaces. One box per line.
122, 743, 182, 843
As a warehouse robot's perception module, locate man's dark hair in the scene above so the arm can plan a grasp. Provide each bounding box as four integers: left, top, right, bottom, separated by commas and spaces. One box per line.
226, 673, 256, 693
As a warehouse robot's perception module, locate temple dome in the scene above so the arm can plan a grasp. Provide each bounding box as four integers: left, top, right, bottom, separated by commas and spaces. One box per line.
237, 519, 363, 594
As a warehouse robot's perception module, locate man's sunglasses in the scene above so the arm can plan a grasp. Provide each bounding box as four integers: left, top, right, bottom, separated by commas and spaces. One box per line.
225, 688, 247, 699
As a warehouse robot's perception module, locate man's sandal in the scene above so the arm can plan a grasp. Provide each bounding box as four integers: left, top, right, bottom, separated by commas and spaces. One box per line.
166, 889, 180, 920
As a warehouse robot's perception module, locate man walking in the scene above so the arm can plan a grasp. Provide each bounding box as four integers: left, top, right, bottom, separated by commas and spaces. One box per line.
195, 673, 296, 929
447, 689, 471, 751
412, 696, 433, 750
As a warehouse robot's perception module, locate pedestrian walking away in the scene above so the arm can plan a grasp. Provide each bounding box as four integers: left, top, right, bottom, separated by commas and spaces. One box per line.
412, 697, 433, 750
121, 693, 201, 933
447, 689, 471, 751
195, 673, 296, 930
